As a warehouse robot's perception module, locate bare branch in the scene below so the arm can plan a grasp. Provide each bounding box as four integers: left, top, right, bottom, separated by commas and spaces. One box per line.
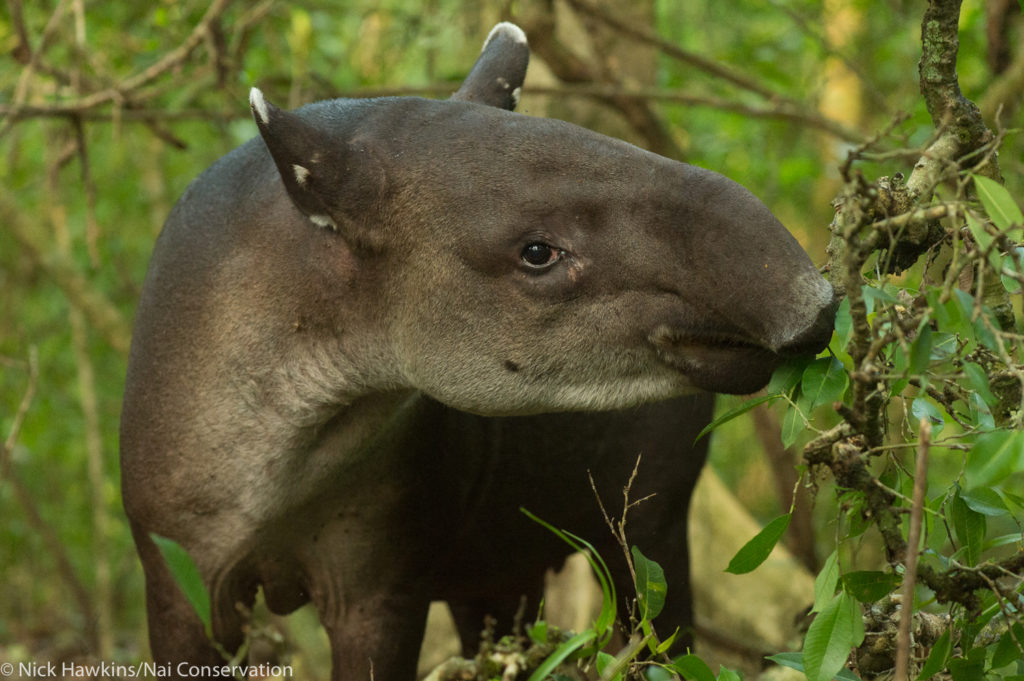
565, 0, 787, 102
894, 419, 931, 681
1, 0, 235, 129
0, 347, 39, 487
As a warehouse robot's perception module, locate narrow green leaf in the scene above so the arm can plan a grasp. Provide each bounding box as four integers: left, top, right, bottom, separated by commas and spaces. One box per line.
950, 489, 987, 566
716, 667, 742, 681
695, 393, 780, 443
781, 406, 803, 449
632, 545, 667, 621
967, 393, 995, 430
862, 285, 897, 316
1001, 247, 1024, 293
150, 533, 212, 633
766, 653, 805, 673
725, 513, 791, 575
670, 654, 716, 681
841, 571, 901, 603
527, 629, 596, 681
959, 488, 1008, 517
834, 297, 853, 350
962, 363, 998, 407
916, 629, 950, 680
765, 653, 862, 681
966, 212, 994, 250
803, 591, 859, 681
974, 174, 1024, 233
812, 549, 840, 613
522, 508, 616, 647
655, 628, 680, 655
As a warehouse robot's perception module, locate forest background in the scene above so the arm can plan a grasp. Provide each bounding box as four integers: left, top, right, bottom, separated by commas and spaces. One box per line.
1, 0, 1023, 679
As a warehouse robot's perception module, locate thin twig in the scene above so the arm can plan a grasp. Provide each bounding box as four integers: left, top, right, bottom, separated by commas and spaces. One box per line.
895, 418, 931, 681
0, 346, 39, 487
2, 0, 235, 126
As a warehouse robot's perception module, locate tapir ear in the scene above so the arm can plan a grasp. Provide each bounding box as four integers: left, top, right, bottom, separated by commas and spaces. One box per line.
249, 87, 342, 231
451, 22, 529, 111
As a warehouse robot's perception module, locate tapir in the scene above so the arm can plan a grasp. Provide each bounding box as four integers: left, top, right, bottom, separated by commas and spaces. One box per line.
120, 22, 836, 680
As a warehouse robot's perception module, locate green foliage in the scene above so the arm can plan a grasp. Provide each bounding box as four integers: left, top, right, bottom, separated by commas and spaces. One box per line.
149, 534, 212, 634
724, 513, 792, 575
632, 546, 668, 621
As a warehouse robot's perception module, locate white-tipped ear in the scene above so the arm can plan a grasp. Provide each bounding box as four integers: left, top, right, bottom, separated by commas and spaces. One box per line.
250, 87, 270, 126
452, 22, 530, 111
483, 22, 527, 52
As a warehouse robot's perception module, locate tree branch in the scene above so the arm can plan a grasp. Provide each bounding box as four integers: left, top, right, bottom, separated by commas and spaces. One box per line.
0, 0, 235, 132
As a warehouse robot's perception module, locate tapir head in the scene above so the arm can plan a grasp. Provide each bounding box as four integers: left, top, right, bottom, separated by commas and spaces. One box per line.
249, 23, 836, 415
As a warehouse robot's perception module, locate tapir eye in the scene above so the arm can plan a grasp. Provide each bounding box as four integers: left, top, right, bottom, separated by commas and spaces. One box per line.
521, 242, 562, 269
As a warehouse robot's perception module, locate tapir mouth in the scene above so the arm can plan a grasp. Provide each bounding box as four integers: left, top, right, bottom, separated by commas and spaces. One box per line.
648, 325, 780, 395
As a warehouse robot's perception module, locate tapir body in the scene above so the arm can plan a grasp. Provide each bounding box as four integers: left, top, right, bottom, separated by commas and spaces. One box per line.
120, 24, 835, 680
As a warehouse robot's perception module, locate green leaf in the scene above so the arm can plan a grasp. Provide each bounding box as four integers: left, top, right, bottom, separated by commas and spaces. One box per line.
769, 358, 813, 394
966, 212, 994, 250
781, 405, 804, 449
670, 654, 716, 681
632, 545, 668, 621
966, 430, 1024, 488
801, 356, 849, 411
908, 324, 933, 376
959, 487, 1008, 517
916, 629, 951, 680
911, 397, 946, 435
834, 297, 853, 350
655, 628, 680, 655
527, 629, 597, 681
803, 591, 860, 681
150, 533, 212, 634
841, 571, 901, 603
948, 647, 986, 681
974, 175, 1024, 236
862, 285, 897, 316
950, 489, 987, 566
716, 667, 742, 681
1001, 247, 1024, 293
695, 393, 780, 443
528, 620, 548, 645
992, 623, 1024, 668
962, 362, 998, 407
812, 549, 840, 613
765, 653, 862, 681
596, 651, 616, 677
521, 508, 616, 649
725, 513, 791, 575
967, 393, 995, 430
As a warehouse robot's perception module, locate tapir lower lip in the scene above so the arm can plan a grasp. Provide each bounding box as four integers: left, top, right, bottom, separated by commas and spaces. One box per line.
649, 326, 769, 355
649, 326, 779, 394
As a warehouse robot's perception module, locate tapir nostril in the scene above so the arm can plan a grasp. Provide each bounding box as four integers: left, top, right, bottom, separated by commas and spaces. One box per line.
778, 294, 840, 357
